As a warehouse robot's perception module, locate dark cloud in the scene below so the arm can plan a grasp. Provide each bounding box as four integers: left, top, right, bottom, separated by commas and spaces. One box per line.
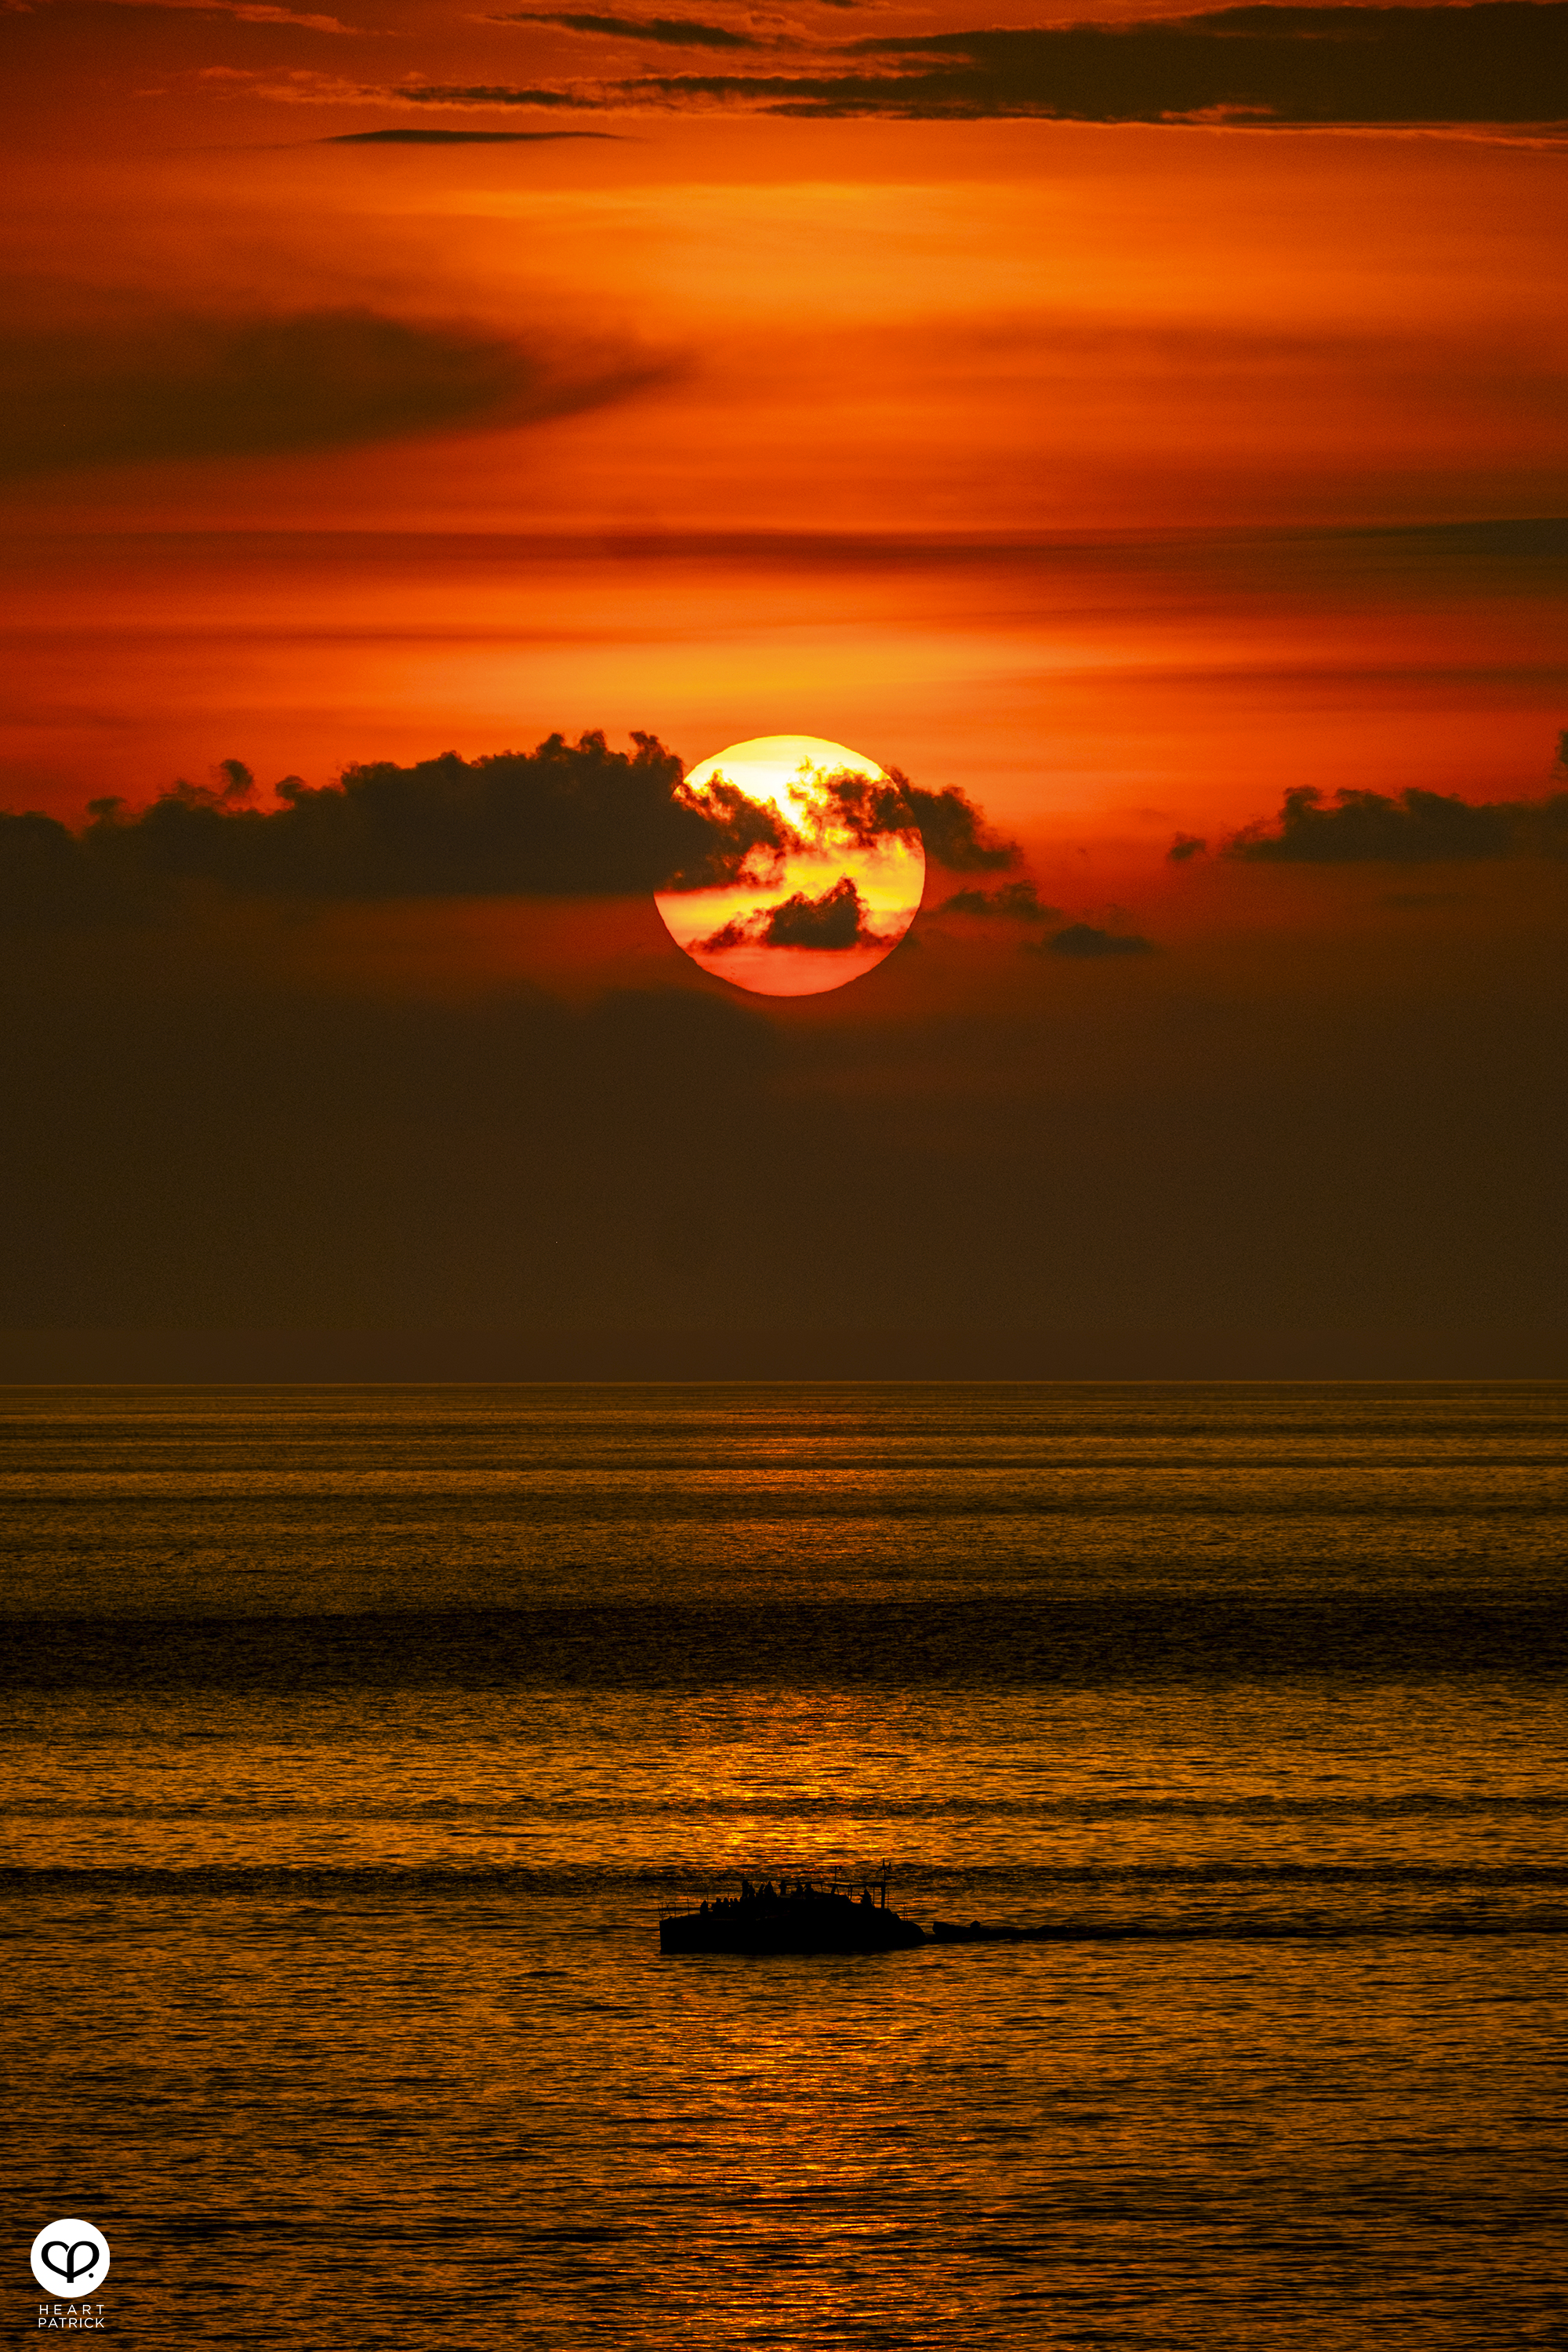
1042, 923, 1158, 957
401, 83, 597, 106
85, 734, 738, 908
1168, 833, 1207, 863
935, 880, 1060, 923
0, 310, 666, 478
754, 874, 880, 949
473, 2, 1568, 122
492, 10, 768, 47
663, 772, 801, 892
699, 875, 884, 952
1228, 784, 1568, 862
323, 126, 623, 140
192, 514, 1555, 578
904, 786, 1019, 874
0, 735, 701, 916
822, 768, 1018, 874
0, 734, 1018, 920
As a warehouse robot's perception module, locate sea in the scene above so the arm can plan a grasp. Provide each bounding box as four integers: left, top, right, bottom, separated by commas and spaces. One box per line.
2, 1381, 1564, 2350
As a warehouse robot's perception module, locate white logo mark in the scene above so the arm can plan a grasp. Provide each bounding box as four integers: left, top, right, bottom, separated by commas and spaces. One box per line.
31, 2221, 111, 2298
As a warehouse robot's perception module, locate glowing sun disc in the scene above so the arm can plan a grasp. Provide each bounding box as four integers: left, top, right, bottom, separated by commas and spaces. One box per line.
655, 733, 924, 1000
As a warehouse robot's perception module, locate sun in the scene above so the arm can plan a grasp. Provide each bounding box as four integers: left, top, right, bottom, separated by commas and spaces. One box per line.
655, 735, 925, 998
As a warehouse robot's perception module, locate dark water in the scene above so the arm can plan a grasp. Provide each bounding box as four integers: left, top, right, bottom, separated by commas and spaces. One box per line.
3, 1382, 1566, 2348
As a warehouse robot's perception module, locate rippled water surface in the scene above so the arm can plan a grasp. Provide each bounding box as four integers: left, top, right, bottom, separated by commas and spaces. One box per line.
3, 1383, 1565, 2347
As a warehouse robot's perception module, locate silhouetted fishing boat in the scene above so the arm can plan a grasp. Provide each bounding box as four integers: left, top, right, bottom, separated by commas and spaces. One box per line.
660, 1866, 927, 1955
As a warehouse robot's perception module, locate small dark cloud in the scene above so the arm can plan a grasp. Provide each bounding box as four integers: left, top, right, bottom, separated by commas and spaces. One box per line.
400, 83, 597, 106
695, 916, 750, 951
1168, 833, 1207, 863
1040, 923, 1157, 958
323, 126, 622, 140
908, 786, 1019, 873
935, 880, 1059, 923
492, 10, 768, 46
823, 768, 1018, 873
1227, 784, 1568, 863
664, 774, 800, 892
212, 760, 257, 804
701, 875, 882, 952
760, 877, 878, 949
0, 309, 667, 477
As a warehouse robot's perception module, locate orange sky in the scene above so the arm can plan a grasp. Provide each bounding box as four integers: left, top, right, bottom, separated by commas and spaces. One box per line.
4, 100, 1566, 849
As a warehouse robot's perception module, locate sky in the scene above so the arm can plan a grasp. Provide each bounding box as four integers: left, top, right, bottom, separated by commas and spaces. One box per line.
2, 0, 1566, 1374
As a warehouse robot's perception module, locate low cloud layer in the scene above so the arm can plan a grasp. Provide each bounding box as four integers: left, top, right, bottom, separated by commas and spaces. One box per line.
3, 771, 1566, 1359
0, 734, 1017, 920
0, 309, 666, 478
1229, 782, 1568, 862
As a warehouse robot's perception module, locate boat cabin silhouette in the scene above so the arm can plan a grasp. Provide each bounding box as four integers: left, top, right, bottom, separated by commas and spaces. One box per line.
659, 1864, 927, 1954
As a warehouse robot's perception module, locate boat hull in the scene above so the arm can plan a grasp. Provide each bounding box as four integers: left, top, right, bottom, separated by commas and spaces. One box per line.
661, 1904, 926, 1955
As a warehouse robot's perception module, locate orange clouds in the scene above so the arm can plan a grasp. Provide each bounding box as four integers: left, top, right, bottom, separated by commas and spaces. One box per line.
0, 78, 1563, 878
